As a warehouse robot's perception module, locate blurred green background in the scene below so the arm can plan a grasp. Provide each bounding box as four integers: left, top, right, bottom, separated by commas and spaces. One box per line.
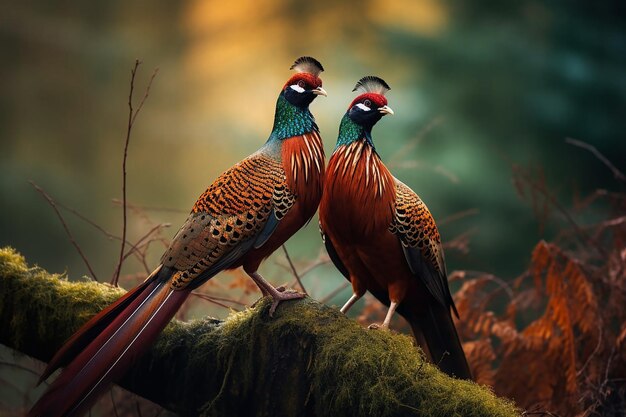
1, 0, 625, 313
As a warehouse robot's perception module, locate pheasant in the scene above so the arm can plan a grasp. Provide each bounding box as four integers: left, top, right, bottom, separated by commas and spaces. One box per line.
319, 76, 472, 380
29, 56, 327, 417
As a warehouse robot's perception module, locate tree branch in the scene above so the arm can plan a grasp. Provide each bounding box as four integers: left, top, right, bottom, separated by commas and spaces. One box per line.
0, 247, 518, 417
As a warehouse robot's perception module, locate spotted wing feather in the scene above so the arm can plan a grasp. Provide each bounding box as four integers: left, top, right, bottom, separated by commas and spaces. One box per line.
160, 154, 294, 289
389, 179, 457, 315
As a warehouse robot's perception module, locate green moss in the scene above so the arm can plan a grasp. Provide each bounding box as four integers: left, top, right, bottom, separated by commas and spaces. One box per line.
176, 298, 520, 417
0, 247, 520, 417
0, 246, 125, 352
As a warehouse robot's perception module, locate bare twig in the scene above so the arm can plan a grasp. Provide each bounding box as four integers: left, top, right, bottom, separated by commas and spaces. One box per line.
190, 285, 248, 307
274, 248, 332, 289
120, 223, 170, 263
599, 215, 626, 228
388, 116, 445, 163
566, 138, 626, 182
116, 230, 168, 275
113, 60, 141, 285
54, 200, 158, 273
112, 60, 159, 286
437, 208, 479, 226
282, 250, 331, 289
298, 257, 331, 278
433, 164, 459, 184
56, 197, 167, 275
29, 181, 98, 281
111, 199, 187, 214
458, 270, 515, 301
577, 323, 603, 378
385, 117, 460, 183
293, 258, 330, 279
512, 165, 608, 258
198, 293, 247, 306
281, 245, 306, 293
387, 160, 459, 184
191, 291, 241, 311
441, 229, 475, 254
56, 201, 118, 241
320, 281, 351, 304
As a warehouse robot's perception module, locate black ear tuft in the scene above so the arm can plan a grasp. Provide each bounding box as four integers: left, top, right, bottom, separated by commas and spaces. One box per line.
290, 56, 324, 76
352, 76, 391, 95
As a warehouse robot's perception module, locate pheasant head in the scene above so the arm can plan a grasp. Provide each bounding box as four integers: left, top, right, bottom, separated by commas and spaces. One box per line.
347, 76, 394, 130
282, 56, 327, 108
336, 76, 393, 148
271, 56, 326, 141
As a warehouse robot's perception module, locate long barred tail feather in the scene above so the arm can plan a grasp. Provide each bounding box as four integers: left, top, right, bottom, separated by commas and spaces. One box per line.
29, 267, 189, 417
37, 266, 163, 384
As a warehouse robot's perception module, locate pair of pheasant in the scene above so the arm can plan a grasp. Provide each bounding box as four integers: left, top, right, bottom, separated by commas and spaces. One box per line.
30, 57, 471, 417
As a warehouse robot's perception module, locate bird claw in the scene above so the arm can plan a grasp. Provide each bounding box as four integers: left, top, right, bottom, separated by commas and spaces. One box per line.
251, 285, 286, 308
269, 290, 305, 317
367, 323, 389, 331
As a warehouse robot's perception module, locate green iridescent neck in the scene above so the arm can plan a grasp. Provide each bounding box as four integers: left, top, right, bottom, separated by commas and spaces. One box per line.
268, 94, 316, 142
335, 113, 373, 150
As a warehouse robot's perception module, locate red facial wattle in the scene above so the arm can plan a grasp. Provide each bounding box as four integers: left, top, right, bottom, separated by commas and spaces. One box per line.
348, 92, 387, 110
283, 73, 323, 91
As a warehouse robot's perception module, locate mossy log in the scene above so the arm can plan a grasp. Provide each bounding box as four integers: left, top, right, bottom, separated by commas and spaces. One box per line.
0, 247, 519, 416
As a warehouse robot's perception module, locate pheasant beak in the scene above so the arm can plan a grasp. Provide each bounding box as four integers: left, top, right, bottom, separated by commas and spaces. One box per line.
312, 86, 328, 97
378, 105, 394, 115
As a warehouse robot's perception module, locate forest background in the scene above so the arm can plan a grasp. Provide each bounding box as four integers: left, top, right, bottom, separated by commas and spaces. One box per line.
1, 1, 625, 415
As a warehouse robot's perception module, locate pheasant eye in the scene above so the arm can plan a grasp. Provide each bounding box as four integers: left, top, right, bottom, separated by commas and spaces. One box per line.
363, 99, 371, 107
297, 80, 306, 88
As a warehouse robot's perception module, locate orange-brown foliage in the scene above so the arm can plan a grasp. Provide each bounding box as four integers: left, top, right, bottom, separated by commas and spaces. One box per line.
453, 168, 626, 416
